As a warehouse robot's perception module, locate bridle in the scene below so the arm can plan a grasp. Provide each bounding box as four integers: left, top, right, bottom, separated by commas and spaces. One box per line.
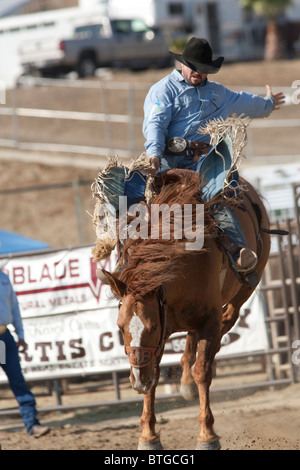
124, 286, 167, 369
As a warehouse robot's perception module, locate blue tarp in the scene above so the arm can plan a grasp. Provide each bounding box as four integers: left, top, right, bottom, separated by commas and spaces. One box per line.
0, 229, 50, 255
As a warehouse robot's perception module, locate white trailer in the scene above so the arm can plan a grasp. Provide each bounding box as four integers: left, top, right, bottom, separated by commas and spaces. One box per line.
0, 4, 107, 87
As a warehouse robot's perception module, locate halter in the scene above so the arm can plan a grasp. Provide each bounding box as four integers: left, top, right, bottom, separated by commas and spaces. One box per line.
124, 286, 167, 369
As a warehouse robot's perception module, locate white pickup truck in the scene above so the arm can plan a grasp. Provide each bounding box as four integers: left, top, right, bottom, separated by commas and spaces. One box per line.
19, 17, 173, 77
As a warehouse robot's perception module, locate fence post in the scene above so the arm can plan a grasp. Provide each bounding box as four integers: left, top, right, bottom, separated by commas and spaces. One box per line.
277, 220, 297, 382
72, 181, 84, 244
12, 87, 19, 147
127, 83, 136, 156
286, 219, 300, 341
99, 81, 113, 152
293, 183, 300, 261
53, 379, 63, 406
112, 371, 121, 400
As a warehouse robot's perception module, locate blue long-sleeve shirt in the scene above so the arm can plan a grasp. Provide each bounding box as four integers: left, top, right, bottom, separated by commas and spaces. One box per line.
143, 69, 275, 158
0, 271, 24, 340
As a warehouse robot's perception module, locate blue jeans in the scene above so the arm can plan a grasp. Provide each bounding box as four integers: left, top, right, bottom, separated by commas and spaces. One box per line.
0, 329, 39, 434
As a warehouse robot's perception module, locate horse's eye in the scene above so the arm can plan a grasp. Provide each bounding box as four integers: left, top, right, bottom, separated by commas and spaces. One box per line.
149, 325, 158, 333
118, 300, 123, 308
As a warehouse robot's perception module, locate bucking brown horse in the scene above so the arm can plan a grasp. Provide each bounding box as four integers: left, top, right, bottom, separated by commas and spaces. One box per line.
101, 168, 271, 450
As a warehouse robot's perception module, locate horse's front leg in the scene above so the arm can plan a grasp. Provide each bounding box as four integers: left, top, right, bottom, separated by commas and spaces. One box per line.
180, 332, 198, 401
138, 366, 163, 450
193, 323, 222, 450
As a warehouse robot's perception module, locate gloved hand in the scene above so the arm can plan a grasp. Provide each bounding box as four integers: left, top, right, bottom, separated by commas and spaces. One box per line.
149, 156, 160, 173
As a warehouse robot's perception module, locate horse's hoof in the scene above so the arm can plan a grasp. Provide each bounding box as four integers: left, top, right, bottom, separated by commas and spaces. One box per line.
196, 439, 221, 450
180, 383, 198, 401
138, 440, 163, 450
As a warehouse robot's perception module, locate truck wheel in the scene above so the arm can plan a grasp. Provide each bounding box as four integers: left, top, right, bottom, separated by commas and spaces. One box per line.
77, 55, 97, 77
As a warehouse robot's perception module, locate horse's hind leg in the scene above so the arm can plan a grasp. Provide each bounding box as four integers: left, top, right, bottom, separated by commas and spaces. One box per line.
221, 284, 256, 336
180, 332, 198, 401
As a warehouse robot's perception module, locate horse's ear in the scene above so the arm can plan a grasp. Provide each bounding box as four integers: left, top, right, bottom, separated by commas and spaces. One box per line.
103, 270, 127, 298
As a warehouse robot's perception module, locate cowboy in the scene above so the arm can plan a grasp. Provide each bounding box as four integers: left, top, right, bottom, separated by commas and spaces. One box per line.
143, 37, 285, 276
0, 270, 50, 438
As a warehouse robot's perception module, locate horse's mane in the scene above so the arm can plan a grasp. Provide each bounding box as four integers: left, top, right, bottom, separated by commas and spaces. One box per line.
117, 169, 226, 299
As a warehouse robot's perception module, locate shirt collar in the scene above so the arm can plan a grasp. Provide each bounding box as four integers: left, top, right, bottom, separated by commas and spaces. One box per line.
172, 69, 185, 82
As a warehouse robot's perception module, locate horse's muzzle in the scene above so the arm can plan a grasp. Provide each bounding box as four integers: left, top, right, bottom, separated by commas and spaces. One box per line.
130, 368, 155, 394
125, 346, 158, 368
125, 346, 158, 394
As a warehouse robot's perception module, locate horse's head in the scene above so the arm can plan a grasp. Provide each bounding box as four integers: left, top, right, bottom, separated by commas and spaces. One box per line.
103, 270, 167, 394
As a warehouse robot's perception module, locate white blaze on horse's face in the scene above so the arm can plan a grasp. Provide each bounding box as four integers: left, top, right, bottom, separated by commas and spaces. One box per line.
128, 312, 149, 393
117, 294, 160, 394
129, 312, 144, 348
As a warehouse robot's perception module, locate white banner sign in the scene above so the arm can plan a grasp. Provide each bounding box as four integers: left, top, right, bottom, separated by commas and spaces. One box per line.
0, 246, 268, 382
217, 288, 269, 357
0, 246, 118, 317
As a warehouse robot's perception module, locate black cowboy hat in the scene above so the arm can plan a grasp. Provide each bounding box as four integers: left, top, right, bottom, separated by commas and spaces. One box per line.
169, 37, 224, 74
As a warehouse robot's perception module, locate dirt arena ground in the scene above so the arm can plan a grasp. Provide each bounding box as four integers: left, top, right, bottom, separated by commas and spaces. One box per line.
0, 382, 300, 450
0, 59, 300, 451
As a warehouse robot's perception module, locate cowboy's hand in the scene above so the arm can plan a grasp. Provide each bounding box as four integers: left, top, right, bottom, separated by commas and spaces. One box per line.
149, 156, 160, 173
266, 84, 285, 110
17, 339, 27, 351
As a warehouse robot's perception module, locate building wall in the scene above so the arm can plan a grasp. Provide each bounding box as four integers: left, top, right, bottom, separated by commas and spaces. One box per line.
79, 0, 108, 9
10, 0, 79, 15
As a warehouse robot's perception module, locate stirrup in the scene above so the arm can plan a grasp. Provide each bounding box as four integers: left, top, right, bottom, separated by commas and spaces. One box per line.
235, 247, 258, 273
225, 250, 259, 288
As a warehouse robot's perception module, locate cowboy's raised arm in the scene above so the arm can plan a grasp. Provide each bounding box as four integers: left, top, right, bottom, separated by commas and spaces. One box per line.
224, 83, 285, 119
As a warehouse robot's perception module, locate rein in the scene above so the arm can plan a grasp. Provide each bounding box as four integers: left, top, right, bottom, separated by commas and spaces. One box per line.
125, 286, 167, 369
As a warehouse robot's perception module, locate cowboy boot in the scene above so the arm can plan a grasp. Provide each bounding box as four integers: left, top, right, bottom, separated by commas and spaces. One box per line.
213, 206, 257, 274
